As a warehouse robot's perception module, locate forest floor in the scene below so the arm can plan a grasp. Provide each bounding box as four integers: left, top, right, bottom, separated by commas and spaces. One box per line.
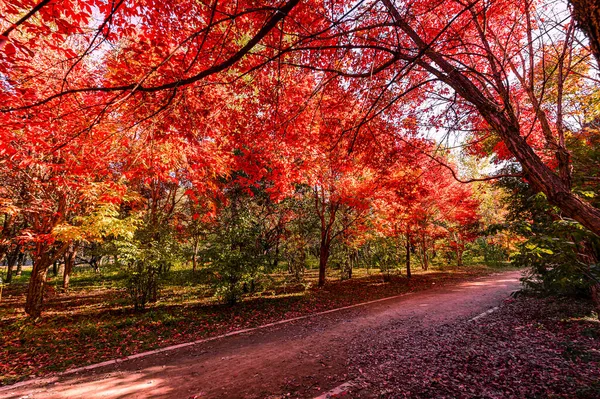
2, 268, 597, 399
0, 269, 525, 398
0, 263, 497, 386
346, 294, 600, 398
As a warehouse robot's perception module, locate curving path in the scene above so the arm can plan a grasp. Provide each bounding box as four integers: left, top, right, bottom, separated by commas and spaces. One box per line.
0, 270, 522, 399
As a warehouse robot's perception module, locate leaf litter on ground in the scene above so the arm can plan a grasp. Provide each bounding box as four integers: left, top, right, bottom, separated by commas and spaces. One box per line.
346, 295, 600, 399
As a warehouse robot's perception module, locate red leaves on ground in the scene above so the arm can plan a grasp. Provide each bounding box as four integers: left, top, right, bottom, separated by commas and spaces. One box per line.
0, 268, 490, 385
347, 296, 600, 398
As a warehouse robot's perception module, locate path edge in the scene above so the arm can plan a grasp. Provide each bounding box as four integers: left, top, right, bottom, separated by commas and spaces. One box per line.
0, 270, 518, 393
0, 290, 421, 392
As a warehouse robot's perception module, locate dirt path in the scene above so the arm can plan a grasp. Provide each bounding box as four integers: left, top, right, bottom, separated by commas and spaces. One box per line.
0, 270, 522, 399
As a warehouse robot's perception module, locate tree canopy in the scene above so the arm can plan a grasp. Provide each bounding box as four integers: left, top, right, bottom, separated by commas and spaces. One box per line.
1, 0, 600, 317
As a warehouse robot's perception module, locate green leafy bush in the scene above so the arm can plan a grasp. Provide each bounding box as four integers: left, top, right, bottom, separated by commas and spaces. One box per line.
201, 193, 269, 305
118, 223, 182, 311
366, 238, 401, 281
472, 237, 509, 267
498, 175, 600, 297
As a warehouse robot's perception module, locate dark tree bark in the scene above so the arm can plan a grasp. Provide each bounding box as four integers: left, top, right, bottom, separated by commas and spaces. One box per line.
15, 252, 24, 276
62, 243, 76, 291
4, 245, 20, 283
345, 250, 357, 279
570, 0, 600, 67
420, 233, 429, 271
25, 242, 69, 318
90, 256, 101, 273
406, 232, 412, 279
192, 235, 199, 272
25, 258, 50, 318
380, 0, 600, 237
0, 214, 13, 265
272, 239, 280, 270
456, 247, 463, 267
318, 238, 331, 287
314, 186, 339, 288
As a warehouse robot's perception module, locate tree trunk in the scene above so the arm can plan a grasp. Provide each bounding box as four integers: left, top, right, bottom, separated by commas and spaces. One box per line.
365, 245, 370, 275
191, 253, 197, 272
25, 242, 69, 318
90, 256, 101, 273
15, 252, 24, 276
0, 214, 13, 268
458, 78, 600, 236
456, 247, 463, 267
421, 234, 429, 271
0, 247, 6, 271
25, 258, 50, 318
406, 233, 412, 279
5, 247, 19, 282
380, 2, 600, 237
272, 240, 280, 269
192, 236, 199, 272
318, 241, 330, 287
346, 250, 356, 279
62, 243, 76, 291
4, 246, 20, 283
570, 0, 600, 67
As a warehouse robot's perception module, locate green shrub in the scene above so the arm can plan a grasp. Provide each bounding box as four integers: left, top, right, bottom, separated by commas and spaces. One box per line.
201, 199, 269, 305
497, 175, 600, 298
117, 223, 182, 311
125, 260, 164, 311
472, 238, 509, 267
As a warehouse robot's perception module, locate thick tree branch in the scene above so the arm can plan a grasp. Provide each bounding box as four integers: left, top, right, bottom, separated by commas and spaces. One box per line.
2, 0, 301, 112
0, 0, 52, 43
